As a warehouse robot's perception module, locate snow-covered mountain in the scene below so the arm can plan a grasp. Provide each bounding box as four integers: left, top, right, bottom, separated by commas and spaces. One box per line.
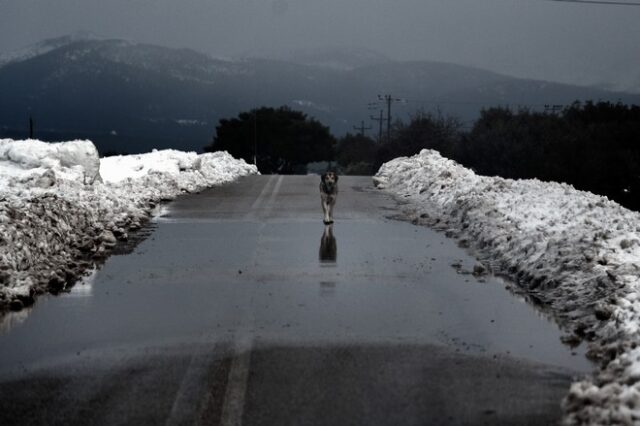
0, 32, 102, 68
1, 35, 639, 154
287, 46, 391, 71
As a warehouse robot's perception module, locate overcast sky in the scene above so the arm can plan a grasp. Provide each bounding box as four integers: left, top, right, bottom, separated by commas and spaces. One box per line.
0, 0, 639, 90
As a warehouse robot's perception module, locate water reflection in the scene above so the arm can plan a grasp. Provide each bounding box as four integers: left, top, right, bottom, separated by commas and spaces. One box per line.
66, 269, 96, 299
0, 308, 30, 335
319, 281, 337, 297
319, 224, 337, 263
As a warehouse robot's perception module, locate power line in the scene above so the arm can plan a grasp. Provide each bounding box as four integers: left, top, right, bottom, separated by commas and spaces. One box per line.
546, 0, 640, 6
544, 104, 564, 114
369, 109, 387, 143
398, 98, 575, 114
378, 94, 403, 143
353, 120, 372, 136
400, 97, 553, 108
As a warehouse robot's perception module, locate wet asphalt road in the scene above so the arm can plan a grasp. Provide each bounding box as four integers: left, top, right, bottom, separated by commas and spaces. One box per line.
0, 175, 591, 425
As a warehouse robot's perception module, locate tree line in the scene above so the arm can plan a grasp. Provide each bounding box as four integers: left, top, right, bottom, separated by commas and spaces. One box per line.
204, 101, 640, 211
362, 101, 640, 210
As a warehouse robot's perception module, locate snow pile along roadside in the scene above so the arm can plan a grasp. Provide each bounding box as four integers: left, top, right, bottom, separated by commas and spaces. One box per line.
0, 139, 258, 311
374, 149, 640, 425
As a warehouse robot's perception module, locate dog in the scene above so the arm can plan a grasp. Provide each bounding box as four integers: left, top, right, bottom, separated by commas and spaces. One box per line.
319, 224, 337, 263
320, 171, 338, 224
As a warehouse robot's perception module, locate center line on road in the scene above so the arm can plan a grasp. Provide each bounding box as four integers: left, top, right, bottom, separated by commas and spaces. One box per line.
263, 175, 284, 217
219, 336, 253, 426
250, 175, 276, 210
244, 175, 276, 220
165, 344, 217, 426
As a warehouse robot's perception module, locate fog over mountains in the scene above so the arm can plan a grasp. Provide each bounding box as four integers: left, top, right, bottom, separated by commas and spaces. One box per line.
1, 35, 639, 154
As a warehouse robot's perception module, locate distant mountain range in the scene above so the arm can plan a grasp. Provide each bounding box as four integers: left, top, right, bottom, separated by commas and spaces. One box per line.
1, 35, 639, 154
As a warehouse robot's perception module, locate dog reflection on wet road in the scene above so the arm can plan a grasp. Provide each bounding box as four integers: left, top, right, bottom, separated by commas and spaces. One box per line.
319, 224, 337, 263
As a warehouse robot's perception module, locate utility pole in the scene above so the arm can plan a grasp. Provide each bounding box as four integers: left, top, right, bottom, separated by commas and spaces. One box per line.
544, 104, 563, 114
378, 94, 402, 143
370, 109, 387, 143
253, 110, 258, 166
353, 120, 372, 136
29, 114, 34, 139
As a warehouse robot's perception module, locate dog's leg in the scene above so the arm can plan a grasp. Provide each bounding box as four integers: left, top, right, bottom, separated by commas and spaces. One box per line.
328, 199, 335, 223
324, 205, 332, 224
322, 199, 330, 224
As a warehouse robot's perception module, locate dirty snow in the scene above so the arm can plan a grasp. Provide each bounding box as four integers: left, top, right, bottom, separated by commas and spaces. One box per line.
374, 149, 640, 425
0, 139, 257, 311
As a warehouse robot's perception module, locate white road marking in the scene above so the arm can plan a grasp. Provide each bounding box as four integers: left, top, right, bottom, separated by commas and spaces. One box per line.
165, 345, 217, 426
216, 176, 272, 424
263, 175, 284, 217
250, 175, 276, 209
219, 336, 253, 426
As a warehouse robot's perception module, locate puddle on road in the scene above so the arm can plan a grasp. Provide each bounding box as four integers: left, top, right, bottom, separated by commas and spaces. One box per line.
0, 218, 593, 376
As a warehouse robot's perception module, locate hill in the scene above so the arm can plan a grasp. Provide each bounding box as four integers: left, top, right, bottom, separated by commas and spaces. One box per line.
1, 36, 638, 154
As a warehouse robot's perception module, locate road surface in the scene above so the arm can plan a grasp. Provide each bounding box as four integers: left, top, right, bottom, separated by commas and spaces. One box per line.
0, 175, 591, 425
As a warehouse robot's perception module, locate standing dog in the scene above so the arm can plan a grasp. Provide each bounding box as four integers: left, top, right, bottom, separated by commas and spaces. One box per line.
320, 171, 338, 224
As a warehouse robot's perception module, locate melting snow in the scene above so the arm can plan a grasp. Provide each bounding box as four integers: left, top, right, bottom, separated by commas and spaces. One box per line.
0, 139, 257, 310
375, 149, 640, 425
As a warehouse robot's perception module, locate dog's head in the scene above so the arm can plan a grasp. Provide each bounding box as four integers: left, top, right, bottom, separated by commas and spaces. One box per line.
321, 171, 338, 190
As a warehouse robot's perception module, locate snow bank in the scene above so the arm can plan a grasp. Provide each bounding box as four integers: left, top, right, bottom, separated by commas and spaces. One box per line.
0, 139, 101, 187
375, 149, 640, 425
0, 139, 257, 311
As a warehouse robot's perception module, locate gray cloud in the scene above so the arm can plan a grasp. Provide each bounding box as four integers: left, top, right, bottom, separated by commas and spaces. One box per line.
271, 0, 289, 17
